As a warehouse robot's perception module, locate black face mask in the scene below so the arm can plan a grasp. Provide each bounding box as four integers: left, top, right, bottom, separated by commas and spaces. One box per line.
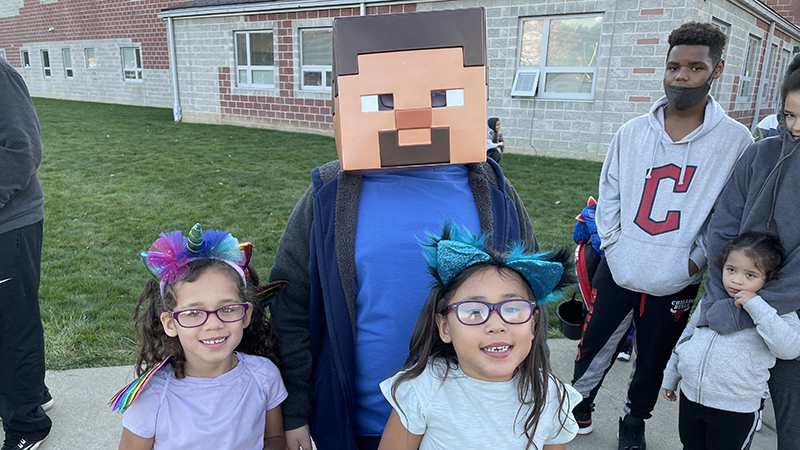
663, 62, 719, 111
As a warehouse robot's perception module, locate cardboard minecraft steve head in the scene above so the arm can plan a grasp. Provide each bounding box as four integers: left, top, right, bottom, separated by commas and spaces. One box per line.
332, 8, 488, 172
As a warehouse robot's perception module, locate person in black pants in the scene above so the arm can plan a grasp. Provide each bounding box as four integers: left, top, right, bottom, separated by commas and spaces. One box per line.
569, 22, 754, 450
0, 56, 51, 450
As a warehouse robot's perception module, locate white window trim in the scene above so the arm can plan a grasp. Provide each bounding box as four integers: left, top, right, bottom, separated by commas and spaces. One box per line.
773, 48, 791, 105
21, 50, 30, 68
63, 48, 73, 79
710, 19, 730, 100
738, 35, 761, 104
121, 47, 143, 82
234, 31, 275, 89
300, 28, 332, 92
761, 43, 778, 102
42, 50, 51, 79
85, 48, 96, 69
513, 14, 603, 100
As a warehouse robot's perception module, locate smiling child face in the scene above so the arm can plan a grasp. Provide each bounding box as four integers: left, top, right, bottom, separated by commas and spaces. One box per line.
435, 267, 537, 382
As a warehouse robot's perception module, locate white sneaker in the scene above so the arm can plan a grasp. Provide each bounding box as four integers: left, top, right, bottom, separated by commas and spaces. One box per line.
617, 351, 631, 361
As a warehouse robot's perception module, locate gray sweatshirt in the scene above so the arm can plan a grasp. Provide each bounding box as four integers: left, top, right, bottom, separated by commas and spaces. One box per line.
597, 96, 752, 296
0, 57, 44, 234
662, 297, 800, 413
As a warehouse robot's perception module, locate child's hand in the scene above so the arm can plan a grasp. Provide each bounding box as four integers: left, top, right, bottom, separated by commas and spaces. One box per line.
734, 290, 757, 307
662, 388, 677, 402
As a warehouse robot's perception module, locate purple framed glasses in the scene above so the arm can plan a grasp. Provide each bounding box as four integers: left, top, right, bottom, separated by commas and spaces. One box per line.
168, 303, 250, 328
442, 299, 535, 326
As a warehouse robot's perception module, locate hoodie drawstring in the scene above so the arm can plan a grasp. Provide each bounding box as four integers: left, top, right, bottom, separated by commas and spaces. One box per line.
678, 141, 690, 185
646, 144, 657, 179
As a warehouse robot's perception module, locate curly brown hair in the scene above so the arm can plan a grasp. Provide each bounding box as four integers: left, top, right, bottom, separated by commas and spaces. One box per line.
132, 259, 280, 379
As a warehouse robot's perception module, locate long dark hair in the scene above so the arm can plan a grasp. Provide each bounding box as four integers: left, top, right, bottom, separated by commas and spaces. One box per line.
132, 259, 280, 379
713, 232, 785, 282
392, 227, 575, 449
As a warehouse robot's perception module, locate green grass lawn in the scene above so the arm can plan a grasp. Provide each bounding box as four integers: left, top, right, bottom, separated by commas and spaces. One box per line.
33, 98, 602, 370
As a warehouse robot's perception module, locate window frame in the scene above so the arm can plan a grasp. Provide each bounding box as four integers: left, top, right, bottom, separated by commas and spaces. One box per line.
22, 50, 30, 68
0, 50, 5, 60
63, 48, 73, 79
738, 35, 761, 104
234, 30, 275, 89
85, 48, 96, 69
772, 48, 791, 105
121, 47, 143, 82
42, 50, 51, 78
299, 28, 332, 92
709, 19, 730, 100
513, 14, 603, 100
760, 43, 778, 103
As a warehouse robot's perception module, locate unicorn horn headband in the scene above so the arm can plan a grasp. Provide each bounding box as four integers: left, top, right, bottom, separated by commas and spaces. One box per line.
420, 222, 572, 303
141, 223, 252, 297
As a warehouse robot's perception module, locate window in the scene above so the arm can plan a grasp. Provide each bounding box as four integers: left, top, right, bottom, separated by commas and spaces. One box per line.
761, 44, 778, 102
63, 49, 73, 79
235, 31, 274, 88
773, 48, 791, 105
300, 29, 332, 91
22, 50, 30, 68
42, 50, 51, 78
739, 35, 761, 103
85, 48, 96, 69
0, 50, 5, 60
122, 47, 143, 81
514, 15, 603, 100
710, 19, 729, 100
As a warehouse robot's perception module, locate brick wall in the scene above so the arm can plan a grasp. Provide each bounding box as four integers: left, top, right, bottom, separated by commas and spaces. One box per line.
761, 0, 800, 26
0, 0, 184, 107
174, 4, 417, 133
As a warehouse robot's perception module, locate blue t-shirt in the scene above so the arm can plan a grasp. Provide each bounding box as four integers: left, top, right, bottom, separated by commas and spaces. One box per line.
353, 165, 480, 435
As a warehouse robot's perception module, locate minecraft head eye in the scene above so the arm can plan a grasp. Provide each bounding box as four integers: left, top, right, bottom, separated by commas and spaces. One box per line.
361, 94, 395, 112
431, 89, 464, 108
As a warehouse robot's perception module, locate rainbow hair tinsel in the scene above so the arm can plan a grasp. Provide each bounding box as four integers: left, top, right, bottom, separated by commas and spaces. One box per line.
109, 357, 170, 414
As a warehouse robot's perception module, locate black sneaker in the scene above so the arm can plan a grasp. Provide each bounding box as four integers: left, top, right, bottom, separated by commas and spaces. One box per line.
40, 387, 54, 412
2, 434, 49, 450
573, 398, 595, 435
618, 415, 646, 450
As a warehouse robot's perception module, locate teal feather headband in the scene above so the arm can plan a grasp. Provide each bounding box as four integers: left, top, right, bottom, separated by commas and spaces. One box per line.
420, 222, 574, 303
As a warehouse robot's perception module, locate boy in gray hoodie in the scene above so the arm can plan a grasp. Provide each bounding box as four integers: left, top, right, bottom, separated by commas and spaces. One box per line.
570, 22, 753, 450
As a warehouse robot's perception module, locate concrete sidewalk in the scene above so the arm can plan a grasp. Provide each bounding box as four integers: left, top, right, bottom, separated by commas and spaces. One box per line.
1, 338, 778, 449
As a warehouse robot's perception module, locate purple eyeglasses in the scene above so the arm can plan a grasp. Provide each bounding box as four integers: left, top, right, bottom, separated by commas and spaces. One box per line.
441, 299, 535, 326
168, 303, 250, 328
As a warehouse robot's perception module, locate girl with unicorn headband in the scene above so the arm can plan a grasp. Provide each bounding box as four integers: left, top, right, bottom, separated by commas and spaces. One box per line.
112, 224, 287, 450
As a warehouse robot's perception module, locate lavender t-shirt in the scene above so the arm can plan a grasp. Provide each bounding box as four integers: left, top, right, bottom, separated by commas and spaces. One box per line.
122, 352, 287, 449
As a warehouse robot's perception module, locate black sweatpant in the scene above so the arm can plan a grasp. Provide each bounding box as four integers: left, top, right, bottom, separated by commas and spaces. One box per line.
572, 258, 698, 419
678, 392, 757, 450
0, 221, 51, 440
768, 358, 800, 450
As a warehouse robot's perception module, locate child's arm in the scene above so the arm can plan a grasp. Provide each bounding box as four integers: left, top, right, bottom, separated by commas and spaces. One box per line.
118, 427, 154, 450
377, 410, 423, 450
263, 405, 287, 450
543, 445, 566, 450
740, 293, 800, 360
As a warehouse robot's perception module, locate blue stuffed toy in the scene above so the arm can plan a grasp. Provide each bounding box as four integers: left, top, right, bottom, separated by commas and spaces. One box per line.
573, 196, 603, 257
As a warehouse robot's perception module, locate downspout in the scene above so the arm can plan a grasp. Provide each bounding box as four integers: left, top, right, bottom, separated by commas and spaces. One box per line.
167, 17, 182, 122
752, 21, 776, 133
360, 2, 365, 15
